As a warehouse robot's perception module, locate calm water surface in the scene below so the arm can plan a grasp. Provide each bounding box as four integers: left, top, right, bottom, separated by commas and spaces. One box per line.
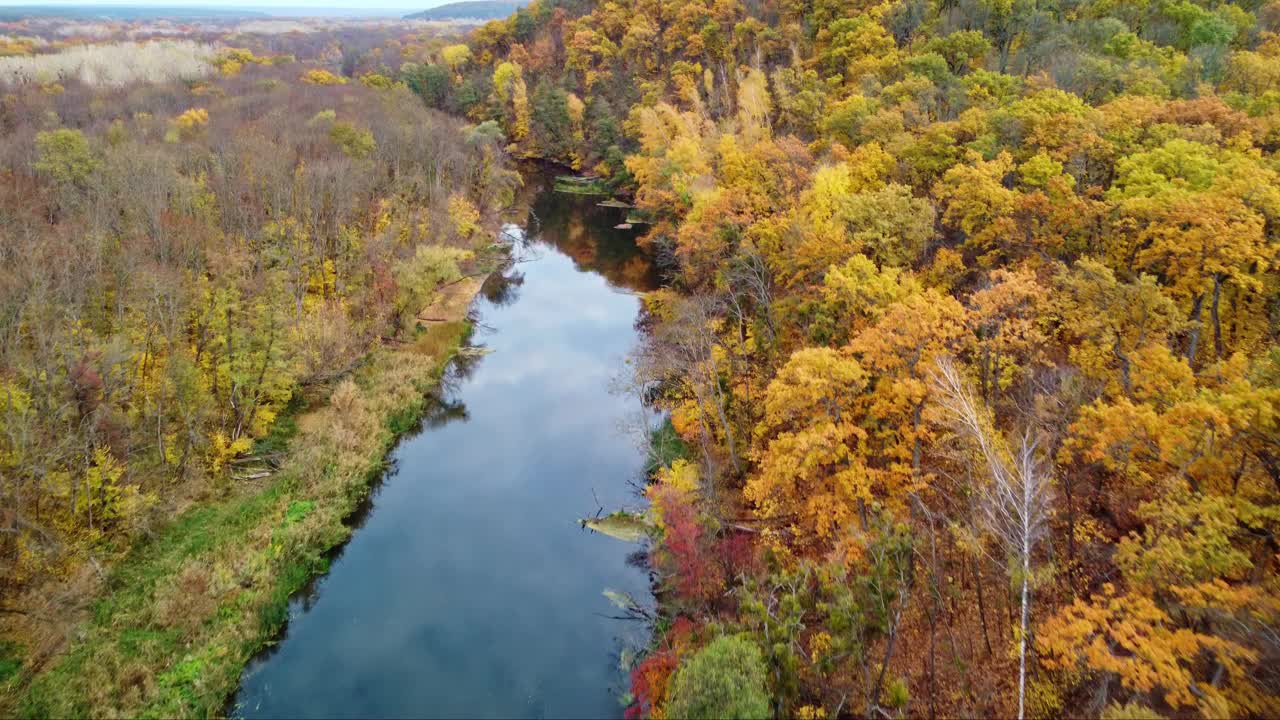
232, 182, 660, 719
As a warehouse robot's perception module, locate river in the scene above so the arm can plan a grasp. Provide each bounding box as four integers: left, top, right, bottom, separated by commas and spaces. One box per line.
231, 178, 660, 718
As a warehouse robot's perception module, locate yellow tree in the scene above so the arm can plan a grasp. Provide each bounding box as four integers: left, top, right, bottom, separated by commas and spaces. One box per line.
848, 290, 970, 506
935, 151, 1019, 265
493, 61, 531, 141
441, 43, 472, 76
624, 102, 714, 240
747, 347, 868, 544
804, 253, 920, 346
1053, 259, 1184, 396
1038, 584, 1276, 718
1054, 351, 1280, 716
736, 66, 772, 143
967, 266, 1049, 407
1132, 193, 1267, 363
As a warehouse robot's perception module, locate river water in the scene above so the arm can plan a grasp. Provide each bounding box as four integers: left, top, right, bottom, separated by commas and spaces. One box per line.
232, 179, 660, 718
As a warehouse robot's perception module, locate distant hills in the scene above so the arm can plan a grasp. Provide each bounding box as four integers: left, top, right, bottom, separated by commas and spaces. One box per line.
0, 6, 270, 21
404, 1, 525, 20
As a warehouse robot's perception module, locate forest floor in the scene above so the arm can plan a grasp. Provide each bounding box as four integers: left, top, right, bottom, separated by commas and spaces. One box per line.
1, 272, 492, 718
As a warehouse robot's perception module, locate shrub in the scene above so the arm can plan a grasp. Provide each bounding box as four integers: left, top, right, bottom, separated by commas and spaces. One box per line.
359, 73, 397, 89
665, 635, 771, 719
173, 108, 209, 141
330, 122, 376, 159
302, 69, 348, 85
393, 245, 471, 331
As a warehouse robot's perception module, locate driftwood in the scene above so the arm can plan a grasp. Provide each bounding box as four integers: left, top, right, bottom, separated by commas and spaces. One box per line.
229, 452, 283, 466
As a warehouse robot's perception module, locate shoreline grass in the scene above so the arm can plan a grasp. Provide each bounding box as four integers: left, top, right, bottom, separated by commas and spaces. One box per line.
12, 310, 478, 719
553, 175, 611, 196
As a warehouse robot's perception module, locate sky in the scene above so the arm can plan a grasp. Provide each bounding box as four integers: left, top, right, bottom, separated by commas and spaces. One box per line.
0, 0, 452, 12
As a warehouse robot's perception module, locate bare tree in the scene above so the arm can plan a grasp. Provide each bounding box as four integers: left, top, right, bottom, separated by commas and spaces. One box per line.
723, 245, 776, 347
629, 292, 743, 481
931, 356, 1052, 720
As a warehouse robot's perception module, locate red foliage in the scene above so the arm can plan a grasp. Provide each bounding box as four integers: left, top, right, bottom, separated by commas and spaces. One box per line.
626, 617, 698, 719
717, 530, 761, 580
652, 485, 724, 604
627, 649, 678, 719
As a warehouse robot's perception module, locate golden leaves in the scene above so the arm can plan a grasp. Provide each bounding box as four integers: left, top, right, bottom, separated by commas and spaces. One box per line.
1038, 585, 1265, 713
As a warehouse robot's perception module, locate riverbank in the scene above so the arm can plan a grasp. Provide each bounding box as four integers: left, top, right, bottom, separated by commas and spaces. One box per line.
229, 182, 660, 718
6, 269, 491, 718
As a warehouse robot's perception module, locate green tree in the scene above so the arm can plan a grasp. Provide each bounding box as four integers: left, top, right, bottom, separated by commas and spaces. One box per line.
530, 79, 573, 158
665, 635, 771, 720
403, 63, 451, 109
330, 122, 377, 159
34, 128, 98, 189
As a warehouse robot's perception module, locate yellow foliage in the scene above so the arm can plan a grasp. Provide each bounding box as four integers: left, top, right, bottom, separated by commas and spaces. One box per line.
747, 347, 869, 544
77, 447, 150, 531
441, 43, 472, 71
670, 401, 701, 440
208, 431, 253, 474
1037, 585, 1271, 715
0, 380, 33, 470
302, 69, 348, 86
1099, 702, 1165, 720
797, 704, 828, 719
359, 73, 398, 89
656, 458, 700, 496
175, 107, 208, 128
447, 193, 482, 238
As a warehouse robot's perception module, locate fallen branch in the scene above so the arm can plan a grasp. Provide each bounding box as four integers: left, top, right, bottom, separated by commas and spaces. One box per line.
229, 452, 284, 465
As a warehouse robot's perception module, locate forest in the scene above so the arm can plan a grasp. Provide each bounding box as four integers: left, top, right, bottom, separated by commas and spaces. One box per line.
1, 0, 1279, 715
0, 19, 522, 717
427, 0, 1280, 717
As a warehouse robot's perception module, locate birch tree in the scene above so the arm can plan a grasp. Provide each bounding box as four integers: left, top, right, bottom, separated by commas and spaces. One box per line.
931, 356, 1052, 720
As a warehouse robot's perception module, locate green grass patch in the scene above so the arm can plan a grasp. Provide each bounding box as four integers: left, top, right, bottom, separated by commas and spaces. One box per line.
0, 642, 22, 685
385, 405, 421, 435
252, 391, 307, 456
20, 476, 291, 718
13, 295, 477, 719
284, 500, 315, 526
554, 175, 610, 195
646, 417, 689, 475
412, 319, 470, 361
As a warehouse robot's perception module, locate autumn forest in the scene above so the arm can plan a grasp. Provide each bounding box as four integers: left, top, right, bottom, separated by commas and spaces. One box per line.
3, 0, 1280, 716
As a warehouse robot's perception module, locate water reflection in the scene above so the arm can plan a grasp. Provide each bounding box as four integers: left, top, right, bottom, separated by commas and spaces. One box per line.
232, 179, 658, 719
481, 267, 525, 308
514, 174, 661, 293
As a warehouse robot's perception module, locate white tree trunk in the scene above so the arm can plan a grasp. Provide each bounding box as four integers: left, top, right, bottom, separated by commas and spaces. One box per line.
1018, 557, 1029, 720
932, 357, 1050, 720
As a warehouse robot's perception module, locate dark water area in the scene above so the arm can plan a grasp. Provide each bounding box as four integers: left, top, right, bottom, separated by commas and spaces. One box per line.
231, 180, 660, 718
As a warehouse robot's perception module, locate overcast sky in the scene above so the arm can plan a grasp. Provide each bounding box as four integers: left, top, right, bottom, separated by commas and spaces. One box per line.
0, 0, 449, 11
